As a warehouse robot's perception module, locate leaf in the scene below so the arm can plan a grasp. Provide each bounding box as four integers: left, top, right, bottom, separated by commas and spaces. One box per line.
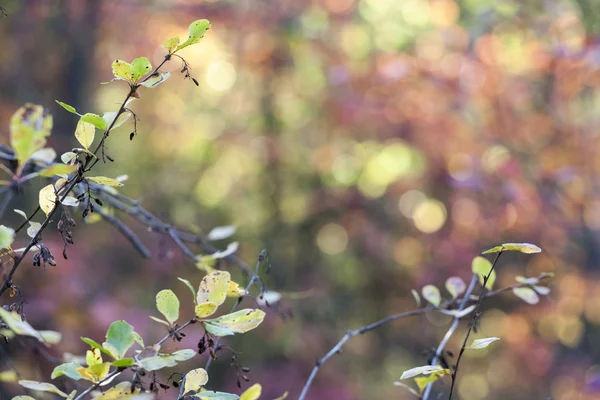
162, 36, 180, 53
140, 72, 171, 88
421, 285, 441, 307
195, 302, 218, 318
482, 242, 542, 255
227, 281, 245, 297
411, 289, 421, 307
156, 289, 180, 325
207, 226, 237, 241
445, 277, 466, 299
61, 151, 77, 164
414, 370, 449, 393
272, 392, 289, 400
102, 111, 131, 130
512, 287, 539, 304
0, 308, 45, 342
149, 316, 170, 326
80, 337, 113, 358
240, 384, 261, 400
111, 358, 135, 367
39, 184, 57, 216
400, 365, 451, 380
211, 242, 239, 259
14, 209, 27, 219
52, 362, 83, 380
136, 349, 195, 371
38, 330, 62, 344
10, 104, 53, 168
87, 176, 124, 187
91, 381, 154, 399
55, 100, 78, 115
74, 119, 95, 150
103, 320, 135, 360
533, 285, 550, 295
178, 277, 196, 302
438, 305, 476, 318
0, 225, 15, 249
30, 148, 57, 164
112, 60, 133, 82
175, 19, 211, 52
81, 113, 108, 130
183, 368, 209, 395
0, 370, 18, 382
203, 309, 265, 337
193, 392, 239, 400
515, 276, 539, 285
471, 256, 496, 290
197, 271, 231, 307
130, 57, 152, 82
18, 380, 69, 398
172, 349, 196, 361
469, 337, 500, 349
256, 290, 280, 307
38, 164, 77, 177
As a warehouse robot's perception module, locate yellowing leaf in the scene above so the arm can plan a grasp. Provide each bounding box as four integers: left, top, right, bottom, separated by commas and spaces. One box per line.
421, 285, 441, 307
91, 381, 154, 400
38, 330, 62, 344
10, 103, 53, 169
38, 163, 77, 177
472, 256, 496, 290
482, 242, 542, 255
156, 289, 180, 325
227, 281, 245, 297
39, 184, 57, 216
75, 119, 95, 150
86, 348, 103, 366
131, 57, 152, 82
414, 370, 449, 393
0, 225, 15, 249
197, 271, 231, 307
195, 302, 218, 318
240, 383, 261, 400
0, 370, 18, 382
175, 19, 211, 52
18, 380, 69, 398
163, 36, 180, 53
400, 365, 450, 380
87, 176, 124, 187
112, 60, 132, 82
183, 368, 209, 395
203, 309, 265, 336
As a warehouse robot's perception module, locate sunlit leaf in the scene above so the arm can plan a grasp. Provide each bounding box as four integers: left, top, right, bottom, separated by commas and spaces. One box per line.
178, 277, 196, 302
140, 72, 171, 88
211, 242, 239, 259
414, 370, 449, 393
240, 384, 261, 400
438, 305, 476, 318
399, 365, 450, 380
445, 277, 466, 299
471, 256, 496, 290
61, 151, 77, 164
0, 370, 18, 382
39, 184, 57, 216
197, 271, 230, 307
102, 111, 131, 131
103, 320, 135, 360
52, 362, 83, 380
81, 113, 107, 131
156, 289, 179, 325
10, 104, 53, 168
512, 287, 539, 304
86, 348, 103, 366
131, 57, 152, 82
91, 381, 154, 399
175, 19, 211, 52
149, 316, 170, 326
195, 302, 218, 318
183, 368, 209, 395
55, 100, 78, 115
0, 308, 45, 343
421, 285, 441, 307
227, 281, 246, 298
0, 225, 15, 249
193, 391, 239, 400
38, 163, 77, 177
87, 176, 124, 187
469, 337, 500, 349
207, 226, 237, 241
18, 380, 69, 398
61, 196, 80, 207
162, 36, 180, 53
111, 60, 132, 82
74, 119, 95, 150
482, 243, 542, 255
203, 309, 265, 337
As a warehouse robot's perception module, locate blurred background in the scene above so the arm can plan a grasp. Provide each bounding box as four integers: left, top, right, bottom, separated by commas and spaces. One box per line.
1, 0, 600, 399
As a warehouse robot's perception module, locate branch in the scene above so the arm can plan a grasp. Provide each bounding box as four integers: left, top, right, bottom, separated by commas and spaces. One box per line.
93, 205, 150, 258
72, 369, 122, 400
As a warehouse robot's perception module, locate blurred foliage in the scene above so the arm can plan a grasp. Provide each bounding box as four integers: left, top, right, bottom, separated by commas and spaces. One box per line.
2, 0, 600, 399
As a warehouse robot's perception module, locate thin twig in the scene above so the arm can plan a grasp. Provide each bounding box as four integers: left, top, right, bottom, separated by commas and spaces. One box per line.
447, 252, 503, 400
157, 319, 196, 346
94, 205, 150, 258
72, 369, 122, 400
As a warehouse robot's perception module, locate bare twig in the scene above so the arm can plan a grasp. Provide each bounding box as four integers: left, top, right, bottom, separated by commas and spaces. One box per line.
72, 369, 122, 400
94, 205, 150, 258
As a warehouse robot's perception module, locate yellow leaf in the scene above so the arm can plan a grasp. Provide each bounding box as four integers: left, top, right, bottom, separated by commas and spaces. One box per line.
111, 60, 133, 82
203, 309, 266, 336
87, 176, 124, 187
183, 368, 209, 395
240, 383, 262, 400
38, 164, 77, 177
10, 103, 53, 170
196, 271, 230, 307
227, 281, 245, 297
39, 184, 57, 216
195, 302, 218, 318
0, 370, 18, 382
86, 348, 102, 366
163, 36, 180, 53
75, 119, 95, 150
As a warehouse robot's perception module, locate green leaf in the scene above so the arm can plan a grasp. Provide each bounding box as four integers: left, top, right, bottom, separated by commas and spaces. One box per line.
203, 309, 265, 337
482, 242, 542, 255
175, 19, 211, 52
172, 349, 196, 361
183, 368, 209, 395
156, 289, 180, 325
178, 277, 196, 303
38, 330, 62, 344
472, 256, 496, 290
399, 365, 450, 380
61, 151, 77, 164
140, 72, 171, 88
0, 308, 45, 342
197, 271, 230, 307
421, 285, 441, 307
10, 104, 53, 169
469, 337, 500, 349
87, 176, 124, 187
111, 358, 135, 367
12, 396, 37, 400
512, 287, 539, 304
80, 337, 113, 358
81, 113, 107, 131
445, 277, 466, 299
0, 225, 15, 249
193, 392, 239, 400
112, 60, 132, 82
149, 316, 170, 326
38, 164, 77, 177
136, 349, 195, 371
51, 362, 83, 380
240, 384, 261, 400
131, 57, 152, 82
74, 119, 95, 150
162, 36, 180, 53
103, 320, 135, 360
55, 100, 78, 115
18, 380, 69, 398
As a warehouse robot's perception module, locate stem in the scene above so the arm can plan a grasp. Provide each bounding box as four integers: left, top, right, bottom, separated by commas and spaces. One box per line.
73, 369, 121, 400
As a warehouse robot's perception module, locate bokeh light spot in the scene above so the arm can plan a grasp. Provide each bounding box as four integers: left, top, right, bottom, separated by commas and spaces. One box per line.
316, 223, 349, 255
412, 199, 447, 233
205, 60, 237, 92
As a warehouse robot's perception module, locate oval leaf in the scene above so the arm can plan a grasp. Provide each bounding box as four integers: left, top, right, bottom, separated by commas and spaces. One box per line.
203, 309, 265, 337
112, 60, 132, 82
445, 276, 466, 299
55, 100, 78, 114
163, 36, 180, 53
469, 337, 500, 349
131, 57, 152, 82
87, 176, 124, 187
240, 384, 262, 400
195, 302, 218, 319
38, 164, 77, 177
482, 243, 541, 254
0, 225, 15, 249
75, 119, 95, 150
197, 271, 231, 307
156, 289, 180, 325
471, 256, 496, 289
39, 184, 57, 216
512, 287, 539, 304
400, 365, 450, 380
421, 285, 441, 307
175, 19, 211, 52
183, 368, 209, 395
81, 113, 107, 130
